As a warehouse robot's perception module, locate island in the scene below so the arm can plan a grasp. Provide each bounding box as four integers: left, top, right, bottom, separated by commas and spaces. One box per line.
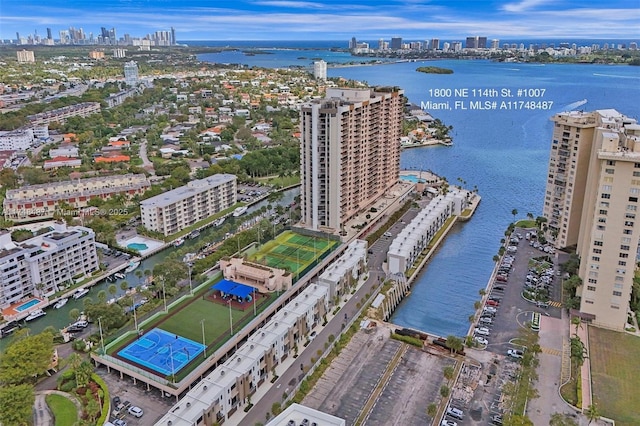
416, 66, 454, 74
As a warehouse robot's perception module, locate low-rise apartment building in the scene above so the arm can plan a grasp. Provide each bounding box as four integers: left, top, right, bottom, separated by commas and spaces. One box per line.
0, 222, 99, 310
318, 239, 368, 299
387, 189, 469, 275
3, 174, 150, 222
140, 174, 237, 236
27, 102, 101, 125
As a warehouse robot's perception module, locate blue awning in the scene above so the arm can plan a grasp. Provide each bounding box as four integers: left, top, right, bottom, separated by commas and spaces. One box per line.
211, 279, 255, 298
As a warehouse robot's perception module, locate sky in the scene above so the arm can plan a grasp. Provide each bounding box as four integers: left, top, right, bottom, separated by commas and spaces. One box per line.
1, 0, 639, 41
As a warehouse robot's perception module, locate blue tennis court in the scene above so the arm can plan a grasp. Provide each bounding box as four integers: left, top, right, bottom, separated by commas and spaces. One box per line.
117, 328, 205, 376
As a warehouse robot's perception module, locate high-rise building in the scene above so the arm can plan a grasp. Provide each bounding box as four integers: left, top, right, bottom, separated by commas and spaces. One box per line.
113, 48, 126, 58
123, 61, 139, 86
465, 36, 477, 49
299, 87, 404, 234
313, 60, 327, 80
543, 109, 640, 330
477, 37, 487, 48
171, 26, 176, 45
16, 49, 35, 63
390, 37, 403, 50
350, 37, 357, 49
46, 28, 52, 40
491, 39, 500, 49
430, 38, 440, 50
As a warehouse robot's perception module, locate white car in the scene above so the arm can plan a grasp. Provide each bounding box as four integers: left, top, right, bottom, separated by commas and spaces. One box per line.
128, 406, 144, 418
474, 327, 490, 336
441, 420, 458, 426
383, 231, 393, 237
479, 317, 493, 324
483, 306, 497, 314
507, 349, 524, 359
474, 336, 488, 345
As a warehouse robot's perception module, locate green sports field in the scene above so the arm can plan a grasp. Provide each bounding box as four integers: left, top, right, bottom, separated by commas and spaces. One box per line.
159, 298, 245, 346
250, 230, 337, 276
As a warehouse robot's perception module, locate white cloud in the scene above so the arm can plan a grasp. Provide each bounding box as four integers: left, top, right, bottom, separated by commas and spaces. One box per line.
502, 0, 554, 13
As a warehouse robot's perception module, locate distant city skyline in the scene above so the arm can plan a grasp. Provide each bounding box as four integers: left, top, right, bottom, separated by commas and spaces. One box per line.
1, 0, 639, 41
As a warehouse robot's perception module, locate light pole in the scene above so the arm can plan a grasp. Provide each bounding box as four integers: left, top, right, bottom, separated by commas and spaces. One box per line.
169, 343, 175, 384
161, 277, 167, 313
253, 287, 257, 316
228, 299, 233, 336
201, 319, 207, 357
98, 317, 105, 355
132, 297, 138, 332
187, 263, 193, 296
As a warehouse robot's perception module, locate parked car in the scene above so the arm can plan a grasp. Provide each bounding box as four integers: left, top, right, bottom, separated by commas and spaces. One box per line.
113, 419, 127, 426
383, 232, 392, 237
536, 301, 549, 308
474, 336, 488, 345
486, 300, 500, 307
496, 275, 507, 282
507, 349, 524, 359
474, 327, 490, 336
441, 420, 458, 426
446, 406, 464, 420
128, 406, 144, 418
493, 285, 505, 292
479, 317, 493, 324
483, 306, 497, 313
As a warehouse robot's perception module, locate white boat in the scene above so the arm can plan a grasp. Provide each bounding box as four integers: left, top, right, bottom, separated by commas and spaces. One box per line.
25, 309, 46, 322
232, 206, 248, 217
183, 252, 197, 263
214, 217, 226, 227
114, 272, 126, 280
53, 298, 69, 309
125, 261, 141, 273
72, 288, 89, 299
173, 238, 185, 247
188, 230, 200, 239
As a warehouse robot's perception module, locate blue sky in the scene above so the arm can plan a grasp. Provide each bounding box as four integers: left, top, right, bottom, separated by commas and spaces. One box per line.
1, 0, 639, 41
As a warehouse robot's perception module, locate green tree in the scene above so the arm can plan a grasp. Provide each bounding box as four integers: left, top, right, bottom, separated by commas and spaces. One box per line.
108, 284, 117, 297
0, 332, 54, 385
85, 389, 101, 421
120, 281, 129, 291
75, 361, 93, 389
84, 303, 126, 332
549, 412, 578, 426
443, 365, 455, 381
69, 308, 80, 322
97, 289, 107, 304
512, 208, 518, 222
426, 403, 437, 418
445, 335, 464, 355
585, 404, 600, 425
440, 385, 450, 397
504, 414, 534, 426
0, 384, 34, 426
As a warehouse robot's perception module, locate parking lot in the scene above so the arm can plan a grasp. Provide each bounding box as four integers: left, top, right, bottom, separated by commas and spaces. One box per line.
443, 227, 566, 425
97, 366, 175, 426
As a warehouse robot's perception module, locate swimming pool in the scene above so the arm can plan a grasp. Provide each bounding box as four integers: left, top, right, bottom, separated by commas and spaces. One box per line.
128, 243, 149, 251
16, 299, 39, 312
400, 174, 425, 183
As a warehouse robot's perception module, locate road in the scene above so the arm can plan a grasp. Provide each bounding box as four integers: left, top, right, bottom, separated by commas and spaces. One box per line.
239, 206, 419, 425
139, 140, 155, 173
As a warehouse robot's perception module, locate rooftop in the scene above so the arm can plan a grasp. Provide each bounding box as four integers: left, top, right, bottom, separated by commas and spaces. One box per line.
140, 174, 236, 208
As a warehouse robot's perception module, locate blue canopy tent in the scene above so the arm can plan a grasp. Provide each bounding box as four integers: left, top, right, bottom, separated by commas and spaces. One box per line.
211, 279, 255, 301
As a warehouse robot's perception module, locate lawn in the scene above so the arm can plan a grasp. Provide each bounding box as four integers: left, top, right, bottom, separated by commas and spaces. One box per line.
256, 174, 300, 188
160, 298, 247, 346
45, 393, 78, 426
589, 327, 640, 426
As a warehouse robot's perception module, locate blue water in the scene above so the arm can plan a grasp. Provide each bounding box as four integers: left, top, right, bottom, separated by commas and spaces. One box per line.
400, 174, 425, 183
128, 243, 149, 251
197, 49, 388, 69
328, 60, 640, 337
16, 298, 39, 312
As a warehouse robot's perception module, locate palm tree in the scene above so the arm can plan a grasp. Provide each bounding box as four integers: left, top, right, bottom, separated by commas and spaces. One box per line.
571, 317, 582, 336
443, 365, 455, 381
97, 290, 107, 304
69, 308, 80, 322
585, 404, 600, 425
108, 284, 117, 297
511, 208, 518, 222
120, 281, 129, 292
527, 212, 534, 220
445, 335, 463, 355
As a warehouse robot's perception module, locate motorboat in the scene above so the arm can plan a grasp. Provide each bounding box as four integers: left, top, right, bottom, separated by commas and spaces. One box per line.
53, 298, 69, 309
72, 288, 89, 299
114, 272, 126, 280
173, 238, 185, 247
125, 260, 141, 273
214, 217, 226, 227
188, 230, 200, 239
232, 206, 248, 217
25, 309, 46, 322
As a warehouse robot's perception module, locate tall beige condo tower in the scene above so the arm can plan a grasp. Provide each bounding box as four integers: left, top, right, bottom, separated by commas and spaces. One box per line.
544, 109, 640, 330
300, 87, 404, 234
